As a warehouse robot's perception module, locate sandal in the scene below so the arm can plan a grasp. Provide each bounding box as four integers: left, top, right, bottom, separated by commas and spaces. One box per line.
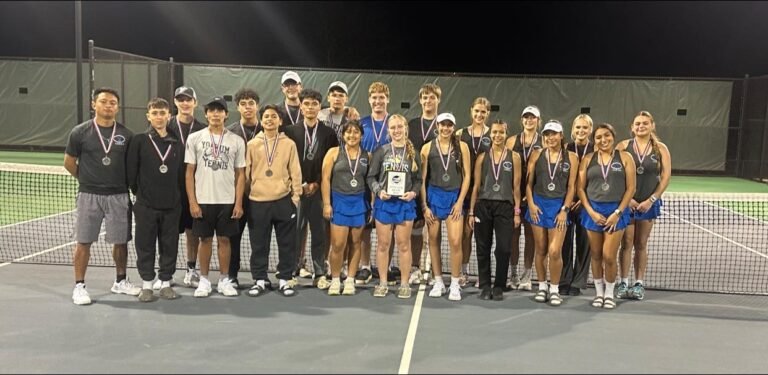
534, 290, 548, 302
548, 292, 562, 306
279, 284, 296, 297
591, 296, 604, 308
603, 297, 616, 309
248, 284, 265, 297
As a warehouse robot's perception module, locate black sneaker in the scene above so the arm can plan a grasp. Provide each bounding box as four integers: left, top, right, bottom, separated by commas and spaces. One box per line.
230, 278, 240, 289
355, 268, 372, 285
479, 287, 492, 300
387, 267, 401, 286
491, 287, 504, 301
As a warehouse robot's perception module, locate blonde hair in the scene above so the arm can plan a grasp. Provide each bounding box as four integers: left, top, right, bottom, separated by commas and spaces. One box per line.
571, 114, 594, 141
419, 83, 442, 100
368, 81, 390, 98
631, 110, 662, 170
470, 97, 491, 112
388, 114, 418, 171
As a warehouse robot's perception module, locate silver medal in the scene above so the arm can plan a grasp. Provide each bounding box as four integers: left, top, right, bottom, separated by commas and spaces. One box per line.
350, 178, 358, 188
211, 163, 219, 171
492, 184, 501, 192
547, 182, 556, 191
159, 164, 168, 174
442, 174, 450, 182
265, 169, 273, 177
102, 156, 111, 166
306, 152, 315, 160
636, 166, 644, 175
601, 182, 610, 191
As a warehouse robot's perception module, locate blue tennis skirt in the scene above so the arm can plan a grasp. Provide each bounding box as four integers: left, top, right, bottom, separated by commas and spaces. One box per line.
373, 196, 416, 225
631, 199, 663, 221
331, 191, 368, 228
427, 185, 460, 221
581, 200, 631, 232
525, 193, 569, 229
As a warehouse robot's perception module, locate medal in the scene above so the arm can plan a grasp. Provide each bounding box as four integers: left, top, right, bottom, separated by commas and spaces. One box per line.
546, 148, 562, 194
209, 129, 225, 161
436, 138, 453, 184
240, 122, 258, 143
149, 133, 172, 174
633, 138, 652, 176
344, 145, 362, 189
371, 114, 389, 149
303, 121, 318, 161
93, 119, 116, 166
263, 133, 279, 177
211, 163, 219, 171
490, 147, 507, 194
598, 150, 614, 193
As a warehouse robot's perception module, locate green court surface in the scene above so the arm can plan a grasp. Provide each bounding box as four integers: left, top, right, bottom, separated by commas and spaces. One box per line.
0, 151, 63, 167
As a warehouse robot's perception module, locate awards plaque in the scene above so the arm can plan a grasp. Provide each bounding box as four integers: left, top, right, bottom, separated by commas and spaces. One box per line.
386, 171, 406, 196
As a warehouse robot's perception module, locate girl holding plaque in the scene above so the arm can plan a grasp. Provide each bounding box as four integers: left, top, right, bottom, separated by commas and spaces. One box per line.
615, 111, 672, 301
577, 123, 636, 309
321, 120, 370, 296
505, 105, 543, 291
468, 120, 522, 301
419, 113, 472, 301
524, 120, 579, 306
366, 115, 423, 298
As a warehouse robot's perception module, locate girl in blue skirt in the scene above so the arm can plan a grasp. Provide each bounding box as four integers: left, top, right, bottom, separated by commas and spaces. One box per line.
577, 123, 636, 309
366, 114, 423, 298
525, 120, 579, 306
321, 120, 370, 296
419, 113, 472, 301
615, 111, 672, 300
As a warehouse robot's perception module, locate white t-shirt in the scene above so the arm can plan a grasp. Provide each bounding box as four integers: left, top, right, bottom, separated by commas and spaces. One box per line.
185, 128, 246, 204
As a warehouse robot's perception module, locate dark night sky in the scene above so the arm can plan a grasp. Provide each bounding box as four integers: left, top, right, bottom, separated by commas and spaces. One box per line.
1, 1, 767, 78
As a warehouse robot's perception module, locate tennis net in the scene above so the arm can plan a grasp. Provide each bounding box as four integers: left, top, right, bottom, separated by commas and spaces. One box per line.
1, 162, 766, 295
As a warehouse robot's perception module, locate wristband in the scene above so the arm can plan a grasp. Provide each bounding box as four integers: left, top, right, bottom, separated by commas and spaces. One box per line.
613, 209, 621, 216
560, 205, 570, 213
650, 194, 658, 203
514, 208, 521, 216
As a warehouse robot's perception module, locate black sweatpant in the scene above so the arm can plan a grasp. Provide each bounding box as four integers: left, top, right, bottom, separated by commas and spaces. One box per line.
298, 192, 328, 276
133, 201, 180, 282
560, 208, 591, 289
229, 198, 251, 279
474, 199, 513, 290
249, 195, 297, 281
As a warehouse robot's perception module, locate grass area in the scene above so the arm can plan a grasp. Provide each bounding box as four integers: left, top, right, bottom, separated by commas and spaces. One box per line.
0, 151, 64, 167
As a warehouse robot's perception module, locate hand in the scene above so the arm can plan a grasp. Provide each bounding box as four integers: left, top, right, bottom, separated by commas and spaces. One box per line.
232, 204, 244, 219
346, 106, 361, 121
190, 203, 203, 219
636, 199, 652, 213
603, 212, 619, 233
449, 202, 463, 222
589, 210, 606, 226
468, 214, 475, 230
305, 183, 319, 197
629, 199, 640, 211
424, 207, 436, 226
323, 204, 332, 220
528, 204, 541, 224
379, 190, 391, 201
555, 211, 567, 232
399, 191, 416, 202
513, 215, 521, 228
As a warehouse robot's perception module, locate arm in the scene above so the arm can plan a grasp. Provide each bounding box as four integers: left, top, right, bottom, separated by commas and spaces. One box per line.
420, 143, 434, 224
185, 163, 201, 218
468, 153, 484, 230
321, 147, 338, 220
288, 141, 303, 206
637, 142, 672, 213
63, 127, 81, 178
504, 135, 517, 151
577, 153, 598, 222
64, 154, 79, 179
452, 142, 472, 221
126, 134, 140, 195
367, 149, 387, 200
512, 151, 522, 228
554, 152, 579, 230
525, 150, 541, 224
403, 150, 422, 202
232, 168, 245, 219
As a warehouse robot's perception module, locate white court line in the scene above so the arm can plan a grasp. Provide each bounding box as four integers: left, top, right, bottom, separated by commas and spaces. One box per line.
399, 282, 426, 375
702, 201, 768, 225
664, 211, 768, 260
0, 227, 111, 268
0, 210, 75, 230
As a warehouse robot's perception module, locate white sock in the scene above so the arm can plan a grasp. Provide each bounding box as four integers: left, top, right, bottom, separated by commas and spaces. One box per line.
595, 278, 606, 297
279, 279, 288, 288
200, 275, 209, 281
161, 281, 170, 288
621, 277, 629, 284
332, 277, 341, 283
461, 263, 469, 274
142, 281, 153, 290
257, 279, 265, 288
549, 284, 559, 294
522, 268, 532, 280
605, 281, 616, 298
435, 274, 445, 285
636, 279, 644, 285
450, 276, 460, 287
219, 274, 229, 282
539, 281, 548, 291
361, 265, 371, 270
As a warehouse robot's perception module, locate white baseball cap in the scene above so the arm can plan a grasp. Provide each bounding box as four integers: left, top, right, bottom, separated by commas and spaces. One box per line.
328, 81, 348, 94
436, 112, 456, 124
281, 71, 301, 85
521, 105, 541, 118
542, 120, 563, 133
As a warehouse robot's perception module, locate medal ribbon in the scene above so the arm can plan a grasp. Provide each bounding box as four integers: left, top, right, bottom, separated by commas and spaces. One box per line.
209, 130, 225, 160
148, 134, 172, 165
263, 134, 279, 170
599, 150, 614, 185
303, 121, 318, 159
93, 119, 116, 156
345, 145, 361, 178
632, 138, 652, 166
547, 148, 563, 186
372, 114, 389, 148
437, 138, 453, 175
521, 132, 538, 163
421, 116, 436, 142
491, 147, 507, 184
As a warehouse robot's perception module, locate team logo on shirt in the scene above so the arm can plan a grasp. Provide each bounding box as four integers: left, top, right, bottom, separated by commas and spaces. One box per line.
611, 162, 623, 171
481, 137, 491, 146
503, 161, 513, 171
562, 162, 571, 172
113, 135, 127, 146
650, 153, 658, 163
359, 157, 369, 166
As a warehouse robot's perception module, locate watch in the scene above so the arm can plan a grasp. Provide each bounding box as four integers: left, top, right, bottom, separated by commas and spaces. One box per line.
561, 205, 570, 213
613, 209, 621, 216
